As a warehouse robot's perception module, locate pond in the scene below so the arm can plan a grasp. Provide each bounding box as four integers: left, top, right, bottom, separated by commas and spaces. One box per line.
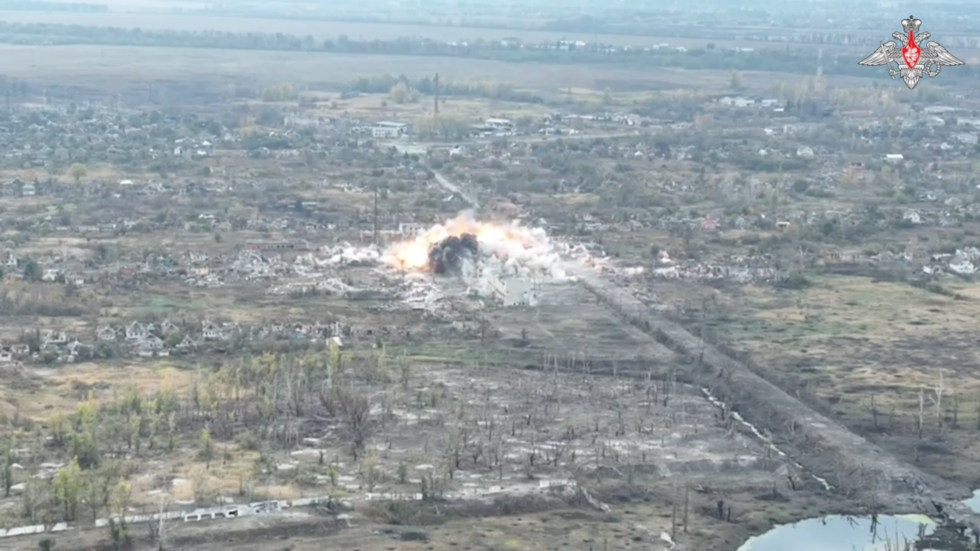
737, 514, 936, 551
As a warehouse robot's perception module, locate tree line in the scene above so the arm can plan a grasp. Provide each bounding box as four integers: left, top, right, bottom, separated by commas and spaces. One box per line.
1, 345, 368, 529
0, 22, 975, 80
0, 0, 106, 11
349, 74, 544, 104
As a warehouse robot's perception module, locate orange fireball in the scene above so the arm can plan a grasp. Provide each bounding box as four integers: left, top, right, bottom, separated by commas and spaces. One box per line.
383, 214, 534, 272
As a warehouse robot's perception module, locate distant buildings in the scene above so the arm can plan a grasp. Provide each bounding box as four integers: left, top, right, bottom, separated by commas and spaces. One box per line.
472, 118, 514, 135
372, 121, 409, 139
484, 118, 513, 130
486, 272, 538, 307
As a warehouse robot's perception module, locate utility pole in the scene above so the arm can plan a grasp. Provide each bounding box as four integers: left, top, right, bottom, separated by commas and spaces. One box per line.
433, 73, 439, 117
372, 186, 379, 246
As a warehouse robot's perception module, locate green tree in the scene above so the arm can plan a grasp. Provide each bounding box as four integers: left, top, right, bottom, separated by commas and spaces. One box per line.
164, 332, 183, 348
0, 436, 15, 497
67, 163, 87, 184
200, 429, 213, 467
167, 412, 177, 452
415, 117, 471, 141
82, 466, 113, 521
71, 393, 101, 469
602, 87, 613, 105
261, 84, 296, 101
389, 82, 415, 104
328, 340, 342, 382
147, 411, 161, 450
53, 458, 82, 521
110, 480, 131, 517
22, 257, 41, 282
129, 414, 141, 454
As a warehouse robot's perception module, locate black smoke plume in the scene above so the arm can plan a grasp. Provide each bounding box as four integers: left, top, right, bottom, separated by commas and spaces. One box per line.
428, 233, 479, 275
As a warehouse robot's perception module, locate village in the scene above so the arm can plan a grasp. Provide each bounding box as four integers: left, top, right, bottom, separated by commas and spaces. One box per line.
0, 25, 979, 547
1, 84, 980, 371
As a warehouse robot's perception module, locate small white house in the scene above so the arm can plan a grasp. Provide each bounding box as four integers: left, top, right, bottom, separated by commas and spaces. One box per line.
398, 223, 424, 235
2, 250, 18, 268
202, 321, 223, 341
372, 122, 409, 139
949, 255, 976, 275
484, 118, 513, 130
502, 279, 538, 307
125, 322, 148, 341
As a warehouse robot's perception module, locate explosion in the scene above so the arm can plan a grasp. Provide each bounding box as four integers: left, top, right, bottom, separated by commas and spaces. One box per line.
428, 233, 479, 275
383, 212, 564, 279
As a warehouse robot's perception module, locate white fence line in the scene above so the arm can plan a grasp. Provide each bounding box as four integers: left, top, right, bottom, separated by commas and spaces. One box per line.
0, 495, 347, 539
0, 479, 575, 539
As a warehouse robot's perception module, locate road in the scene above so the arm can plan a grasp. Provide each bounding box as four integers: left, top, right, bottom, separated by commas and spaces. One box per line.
402, 130, 644, 211
392, 129, 643, 155
432, 171, 479, 210
429, 166, 980, 535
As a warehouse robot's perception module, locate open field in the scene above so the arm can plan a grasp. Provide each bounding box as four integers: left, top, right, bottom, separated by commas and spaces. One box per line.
0, 44, 726, 95
652, 274, 980, 487
0, 44, 878, 102
4, 11, 980, 60
0, 12, 873, 53
0, 43, 873, 89
305, 93, 554, 122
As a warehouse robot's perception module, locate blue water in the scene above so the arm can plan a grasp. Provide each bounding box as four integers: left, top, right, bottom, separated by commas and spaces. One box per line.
737, 515, 935, 551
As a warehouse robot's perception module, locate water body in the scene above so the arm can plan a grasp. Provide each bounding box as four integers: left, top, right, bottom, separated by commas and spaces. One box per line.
737, 514, 936, 551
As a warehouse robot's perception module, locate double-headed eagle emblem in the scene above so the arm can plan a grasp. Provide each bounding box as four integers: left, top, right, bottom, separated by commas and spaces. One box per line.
859, 16, 964, 89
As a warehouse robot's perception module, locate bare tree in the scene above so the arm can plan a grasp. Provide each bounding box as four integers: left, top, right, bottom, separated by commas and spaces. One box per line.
916, 387, 926, 440
152, 493, 174, 551
929, 370, 945, 429
867, 395, 879, 432
333, 389, 371, 458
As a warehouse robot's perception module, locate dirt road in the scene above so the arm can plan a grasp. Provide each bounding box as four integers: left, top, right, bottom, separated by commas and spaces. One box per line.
430, 167, 980, 533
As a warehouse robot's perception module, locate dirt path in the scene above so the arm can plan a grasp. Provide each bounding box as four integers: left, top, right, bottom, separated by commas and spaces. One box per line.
572, 268, 980, 531
429, 169, 980, 533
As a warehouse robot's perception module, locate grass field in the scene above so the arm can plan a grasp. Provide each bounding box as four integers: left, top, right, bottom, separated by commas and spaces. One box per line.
707, 274, 980, 403
0, 42, 878, 98
4, 11, 980, 60
686, 273, 980, 484
0, 12, 852, 52
0, 11, 820, 48
307, 93, 553, 121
